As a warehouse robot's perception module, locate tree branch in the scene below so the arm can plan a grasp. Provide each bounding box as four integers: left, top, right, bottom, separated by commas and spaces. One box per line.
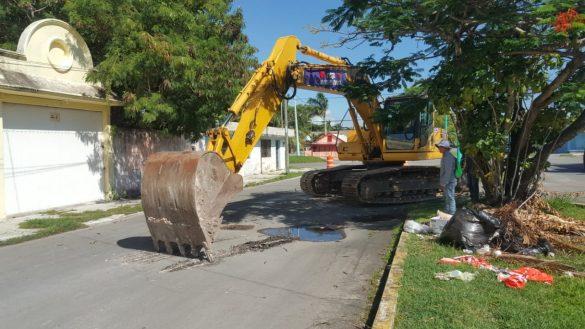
532, 55, 584, 110
542, 109, 585, 155
514, 54, 584, 155
505, 50, 572, 58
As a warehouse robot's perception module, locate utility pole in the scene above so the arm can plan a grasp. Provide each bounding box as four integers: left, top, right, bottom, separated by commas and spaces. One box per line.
284, 99, 290, 174
443, 114, 448, 140
293, 100, 300, 156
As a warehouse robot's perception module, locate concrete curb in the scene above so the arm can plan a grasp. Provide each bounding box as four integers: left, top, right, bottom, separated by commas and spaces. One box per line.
372, 230, 408, 329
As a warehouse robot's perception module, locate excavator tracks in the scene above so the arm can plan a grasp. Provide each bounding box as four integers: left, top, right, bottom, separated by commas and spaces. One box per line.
301, 165, 439, 204
300, 165, 364, 196
341, 166, 439, 204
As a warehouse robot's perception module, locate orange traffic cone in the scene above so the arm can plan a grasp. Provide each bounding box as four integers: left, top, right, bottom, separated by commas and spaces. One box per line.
326, 154, 334, 168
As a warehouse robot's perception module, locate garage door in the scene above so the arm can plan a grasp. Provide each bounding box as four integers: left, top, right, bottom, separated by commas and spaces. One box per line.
3, 103, 104, 215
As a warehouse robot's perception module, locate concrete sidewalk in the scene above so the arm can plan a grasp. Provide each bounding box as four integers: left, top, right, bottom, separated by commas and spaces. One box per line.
0, 199, 141, 242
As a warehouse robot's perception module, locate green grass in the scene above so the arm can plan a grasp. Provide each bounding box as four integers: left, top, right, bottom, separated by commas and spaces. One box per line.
244, 172, 304, 187
395, 235, 584, 329
392, 200, 585, 329
288, 155, 325, 163
0, 204, 142, 247
547, 195, 585, 220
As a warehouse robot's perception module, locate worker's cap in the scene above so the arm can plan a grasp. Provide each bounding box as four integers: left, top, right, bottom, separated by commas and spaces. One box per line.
435, 140, 453, 149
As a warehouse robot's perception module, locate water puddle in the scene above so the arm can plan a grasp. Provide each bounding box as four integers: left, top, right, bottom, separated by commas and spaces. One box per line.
258, 226, 346, 242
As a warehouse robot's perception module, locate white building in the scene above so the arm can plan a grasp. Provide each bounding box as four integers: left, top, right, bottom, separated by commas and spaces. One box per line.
0, 19, 118, 218
225, 122, 291, 179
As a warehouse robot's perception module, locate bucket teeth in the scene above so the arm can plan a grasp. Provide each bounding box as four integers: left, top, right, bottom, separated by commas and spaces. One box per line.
141, 151, 243, 259
164, 241, 174, 254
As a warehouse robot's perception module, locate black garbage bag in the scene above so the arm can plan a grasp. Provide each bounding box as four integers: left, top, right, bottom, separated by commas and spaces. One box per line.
439, 208, 501, 250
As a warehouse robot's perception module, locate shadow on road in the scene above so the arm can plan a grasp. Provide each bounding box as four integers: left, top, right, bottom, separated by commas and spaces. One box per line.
222, 190, 409, 230
547, 163, 584, 174
117, 236, 156, 252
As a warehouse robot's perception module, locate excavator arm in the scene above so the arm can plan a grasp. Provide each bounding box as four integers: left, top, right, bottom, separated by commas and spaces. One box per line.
206, 36, 301, 172
206, 36, 384, 171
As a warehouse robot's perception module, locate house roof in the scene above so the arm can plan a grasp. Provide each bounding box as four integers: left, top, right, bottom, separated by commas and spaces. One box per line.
226, 122, 296, 138
311, 132, 347, 145
0, 68, 108, 101
0, 19, 119, 105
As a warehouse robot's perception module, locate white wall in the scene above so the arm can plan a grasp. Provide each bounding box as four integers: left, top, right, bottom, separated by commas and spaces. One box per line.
238, 137, 286, 177
3, 103, 104, 215
239, 144, 262, 177
277, 139, 285, 170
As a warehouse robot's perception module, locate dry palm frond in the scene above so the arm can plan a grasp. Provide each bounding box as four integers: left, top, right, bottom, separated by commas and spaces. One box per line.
491, 195, 585, 253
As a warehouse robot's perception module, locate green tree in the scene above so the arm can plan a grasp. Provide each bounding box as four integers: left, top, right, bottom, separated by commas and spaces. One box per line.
294, 103, 322, 143
307, 92, 329, 135
1, 0, 256, 136
324, 0, 585, 205
0, 1, 65, 50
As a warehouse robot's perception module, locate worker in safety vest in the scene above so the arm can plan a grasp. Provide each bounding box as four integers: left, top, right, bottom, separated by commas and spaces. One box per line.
436, 140, 459, 214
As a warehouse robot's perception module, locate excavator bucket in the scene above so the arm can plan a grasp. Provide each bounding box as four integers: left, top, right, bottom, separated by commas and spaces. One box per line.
140, 151, 243, 260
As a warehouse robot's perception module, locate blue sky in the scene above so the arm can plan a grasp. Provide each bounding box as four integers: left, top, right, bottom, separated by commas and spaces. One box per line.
232, 0, 433, 125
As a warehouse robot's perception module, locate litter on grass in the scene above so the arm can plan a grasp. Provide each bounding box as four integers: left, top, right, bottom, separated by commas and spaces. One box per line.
430, 210, 452, 234
435, 270, 477, 282
404, 210, 453, 235
404, 220, 431, 234
497, 267, 553, 289
438, 255, 554, 289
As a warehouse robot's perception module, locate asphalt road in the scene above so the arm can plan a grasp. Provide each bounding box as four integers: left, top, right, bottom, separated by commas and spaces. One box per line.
543, 154, 584, 195
0, 178, 404, 329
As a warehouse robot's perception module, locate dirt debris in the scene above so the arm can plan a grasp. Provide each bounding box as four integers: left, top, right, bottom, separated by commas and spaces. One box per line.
160, 236, 297, 273
220, 224, 255, 230
161, 259, 205, 273
223, 236, 298, 257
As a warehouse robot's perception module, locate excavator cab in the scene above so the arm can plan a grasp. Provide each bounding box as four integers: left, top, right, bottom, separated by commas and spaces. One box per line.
382, 99, 435, 151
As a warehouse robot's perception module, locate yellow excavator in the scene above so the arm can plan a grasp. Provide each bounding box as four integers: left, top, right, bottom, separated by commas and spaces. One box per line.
140, 36, 443, 259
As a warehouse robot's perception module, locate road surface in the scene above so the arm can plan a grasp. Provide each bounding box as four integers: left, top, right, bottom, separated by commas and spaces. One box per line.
543, 154, 584, 197
0, 178, 404, 329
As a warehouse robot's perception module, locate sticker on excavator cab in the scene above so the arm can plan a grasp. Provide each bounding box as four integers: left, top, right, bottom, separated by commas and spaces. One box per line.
303, 68, 348, 90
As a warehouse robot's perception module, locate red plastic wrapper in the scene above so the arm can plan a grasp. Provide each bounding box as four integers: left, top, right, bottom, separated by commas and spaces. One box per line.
514, 267, 553, 285
498, 272, 527, 289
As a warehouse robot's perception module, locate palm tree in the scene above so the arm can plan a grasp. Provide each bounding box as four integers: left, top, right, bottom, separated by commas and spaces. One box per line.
307, 93, 329, 136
